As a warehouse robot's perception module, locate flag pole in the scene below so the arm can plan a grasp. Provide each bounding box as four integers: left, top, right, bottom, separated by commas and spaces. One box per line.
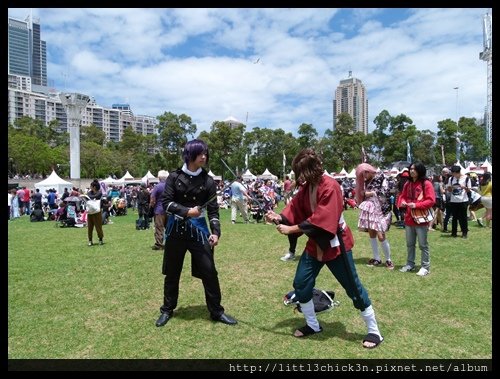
283, 151, 286, 181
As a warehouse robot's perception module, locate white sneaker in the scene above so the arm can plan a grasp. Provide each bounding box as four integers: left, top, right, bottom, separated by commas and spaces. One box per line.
280, 252, 295, 261
416, 267, 429, 276
399, 265, 415, 273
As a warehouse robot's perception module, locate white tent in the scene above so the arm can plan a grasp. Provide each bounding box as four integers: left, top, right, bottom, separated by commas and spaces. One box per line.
207, 170, 222, 181
101, 176, 124, 186
120, 171, 134, 181
142, 170, 159, 184
347, 168, 356, 178
481, 159, 492, 173
118, 171, 141, 185
259, 168, 277, 180
288, 170, 295, 178
242, 169, 256, 181
35, 170, 73, 195
333, 167, 348, 179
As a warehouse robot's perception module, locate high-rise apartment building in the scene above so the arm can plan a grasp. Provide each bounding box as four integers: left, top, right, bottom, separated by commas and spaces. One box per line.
332, 72, 368, 135
8, 15, 47, 86
7, 14, 159, 143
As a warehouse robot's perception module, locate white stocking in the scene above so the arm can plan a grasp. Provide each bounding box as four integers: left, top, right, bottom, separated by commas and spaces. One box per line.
361, 305, 381, 337
381, 239, 391, 261
370, 238, 381, 261
300, 299, 321, 332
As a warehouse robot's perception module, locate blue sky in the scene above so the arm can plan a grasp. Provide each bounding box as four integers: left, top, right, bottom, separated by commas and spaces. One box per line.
8, 8, 491, 137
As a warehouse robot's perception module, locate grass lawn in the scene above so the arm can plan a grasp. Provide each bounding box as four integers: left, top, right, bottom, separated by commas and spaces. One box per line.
8, 205, 491, 360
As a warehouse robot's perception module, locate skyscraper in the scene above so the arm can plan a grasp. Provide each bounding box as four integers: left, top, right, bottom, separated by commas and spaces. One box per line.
8, 15, 47, 86
332, 72, 368, 135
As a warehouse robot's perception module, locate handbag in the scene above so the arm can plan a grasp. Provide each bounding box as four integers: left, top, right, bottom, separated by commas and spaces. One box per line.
410, 207, 435, 224
86, 199, 101, 214
410, 180, 435, 224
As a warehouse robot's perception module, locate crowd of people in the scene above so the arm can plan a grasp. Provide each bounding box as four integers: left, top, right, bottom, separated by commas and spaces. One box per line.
9, 140, 492, 349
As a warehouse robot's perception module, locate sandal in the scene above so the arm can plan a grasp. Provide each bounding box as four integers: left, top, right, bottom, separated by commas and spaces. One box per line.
293, 324, 323, 338
362, 333, 384, 349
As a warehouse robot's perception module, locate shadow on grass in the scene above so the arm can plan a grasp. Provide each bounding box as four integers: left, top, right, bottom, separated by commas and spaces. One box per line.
171, 305, 215, 321
235, 316, 364, 343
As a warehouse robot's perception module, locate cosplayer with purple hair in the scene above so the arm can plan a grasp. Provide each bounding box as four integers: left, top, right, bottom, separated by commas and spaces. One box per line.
155, 139, 237, 327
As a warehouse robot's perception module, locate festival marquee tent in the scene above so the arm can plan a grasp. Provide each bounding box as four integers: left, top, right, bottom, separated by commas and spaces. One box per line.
208, 170, 222, 181
481, 158, 492, 173
142, 170, 159, 184
35, 170, 73, 195
347, 168, 356, 178
258, 168, 277, 180
242, 169, 256, 181
101, 176, 124, 186
119, 171, 142, 185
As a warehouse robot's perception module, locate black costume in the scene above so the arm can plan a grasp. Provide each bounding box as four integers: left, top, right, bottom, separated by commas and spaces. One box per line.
159, 167, 225, 319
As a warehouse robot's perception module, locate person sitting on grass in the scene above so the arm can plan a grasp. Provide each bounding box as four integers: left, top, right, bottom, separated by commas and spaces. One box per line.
30, 204, 45, 222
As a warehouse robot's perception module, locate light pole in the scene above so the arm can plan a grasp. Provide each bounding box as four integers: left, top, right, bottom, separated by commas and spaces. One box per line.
59, 93, 90, 185
453, 87, 460, 163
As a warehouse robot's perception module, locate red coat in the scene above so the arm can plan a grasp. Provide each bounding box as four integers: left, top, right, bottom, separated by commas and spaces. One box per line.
281, 175, 354, 262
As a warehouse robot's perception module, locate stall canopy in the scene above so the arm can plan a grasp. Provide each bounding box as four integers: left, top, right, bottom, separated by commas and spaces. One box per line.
142, 170, 159, 184
35, 170, 73, 195
258, 168, 277, 180
208, 170, 222, 181
119, 171, 141, 185
101, 176, 124, 186
481, 158, 492, 173
242, 169, 256, 181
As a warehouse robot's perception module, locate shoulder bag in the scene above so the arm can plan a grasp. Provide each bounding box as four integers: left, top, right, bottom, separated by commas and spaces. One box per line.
86, 199, 101, 214
410, 180, 435, 224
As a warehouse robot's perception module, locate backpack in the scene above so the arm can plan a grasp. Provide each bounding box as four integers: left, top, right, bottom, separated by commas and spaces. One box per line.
283, 288, 339, 314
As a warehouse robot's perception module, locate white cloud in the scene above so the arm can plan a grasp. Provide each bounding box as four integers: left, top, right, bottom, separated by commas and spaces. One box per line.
8, 7, 490, 136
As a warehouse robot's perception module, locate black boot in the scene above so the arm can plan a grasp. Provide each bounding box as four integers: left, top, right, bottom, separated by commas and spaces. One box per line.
155, 311, 173, 327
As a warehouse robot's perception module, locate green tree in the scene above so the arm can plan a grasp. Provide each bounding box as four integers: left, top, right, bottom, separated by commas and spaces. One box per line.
436, 119, 458, 166
458, 117, 489, 163
324, 113, 371, 172
200, 121, 245, 177
81, 124, 106, 146
157, 112, 197, 170
372, 110, 392, 162
81, 142, 119, 179
297, 123, 318, 150
411, 129, 438, 167
8, 133, 54, 176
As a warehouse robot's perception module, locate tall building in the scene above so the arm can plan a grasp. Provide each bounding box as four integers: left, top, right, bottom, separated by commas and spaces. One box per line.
8, 15, 47, 86
332, 72, 368, 135
7, 14, 158, 143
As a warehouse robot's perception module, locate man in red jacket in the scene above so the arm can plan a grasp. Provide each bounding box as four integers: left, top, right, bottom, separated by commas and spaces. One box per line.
266, 148, 383, 349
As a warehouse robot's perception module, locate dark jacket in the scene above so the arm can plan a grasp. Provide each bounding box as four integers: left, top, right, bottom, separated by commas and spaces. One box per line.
162, 168, 221, 237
